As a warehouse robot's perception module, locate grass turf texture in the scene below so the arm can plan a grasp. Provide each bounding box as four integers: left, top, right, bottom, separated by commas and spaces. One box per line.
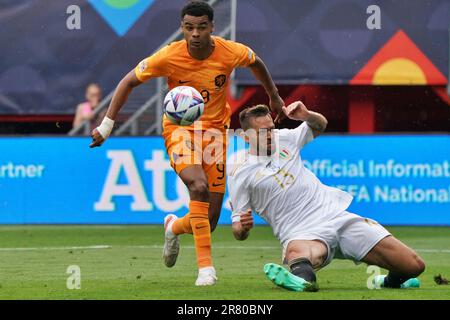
0, 225, 449, 300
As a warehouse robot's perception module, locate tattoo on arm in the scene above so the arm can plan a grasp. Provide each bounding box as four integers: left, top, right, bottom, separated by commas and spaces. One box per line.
305, 111, 328, 133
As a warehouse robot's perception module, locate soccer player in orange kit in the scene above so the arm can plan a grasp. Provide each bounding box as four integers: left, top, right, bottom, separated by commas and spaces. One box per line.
90, 1, 285, 286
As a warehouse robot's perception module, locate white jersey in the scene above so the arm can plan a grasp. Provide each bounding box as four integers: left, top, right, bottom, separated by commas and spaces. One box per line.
227, 122, 353, 245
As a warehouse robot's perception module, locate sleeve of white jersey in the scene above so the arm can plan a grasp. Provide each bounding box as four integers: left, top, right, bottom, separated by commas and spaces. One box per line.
227, 175, 251, 223
289, 122, 315, 150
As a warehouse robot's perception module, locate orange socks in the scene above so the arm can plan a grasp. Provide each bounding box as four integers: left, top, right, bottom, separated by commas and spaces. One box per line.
189, 200, 212, 268
169, 201, 212, 268
172, 214, 192, 235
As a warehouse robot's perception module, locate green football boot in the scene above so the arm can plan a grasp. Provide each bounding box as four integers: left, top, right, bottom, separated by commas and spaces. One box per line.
263, 263, 319, 292
372, 275, 420, 289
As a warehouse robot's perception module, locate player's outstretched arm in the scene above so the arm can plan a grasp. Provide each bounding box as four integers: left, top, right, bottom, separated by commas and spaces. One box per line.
232, 209, 254, 241
90, 71, 143, 148
248, 57, 286, 123
282, 101, 328, 138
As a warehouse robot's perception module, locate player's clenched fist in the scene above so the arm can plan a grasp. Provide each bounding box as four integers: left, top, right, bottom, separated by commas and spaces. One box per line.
239, 209, 254, 232
89, 128, 105, 148
282, 100, 310, 121
89, 117, 115, 148
270, 94, 286, 124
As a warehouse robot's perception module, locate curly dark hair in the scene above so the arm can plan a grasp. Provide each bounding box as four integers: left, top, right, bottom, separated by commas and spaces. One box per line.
181, 1, 214, 21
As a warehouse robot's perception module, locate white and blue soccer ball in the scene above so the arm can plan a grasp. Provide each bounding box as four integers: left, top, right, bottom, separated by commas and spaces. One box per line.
163, 86, 204, 126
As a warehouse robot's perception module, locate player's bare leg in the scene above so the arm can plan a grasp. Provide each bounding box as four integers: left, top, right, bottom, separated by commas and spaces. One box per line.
165, 165, 217, 285
361, 235, 425, 288
265, 240, 327, 292
208, 192, 224, 232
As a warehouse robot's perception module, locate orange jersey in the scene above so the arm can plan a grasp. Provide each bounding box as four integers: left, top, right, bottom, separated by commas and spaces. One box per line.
135, 36, 256, 129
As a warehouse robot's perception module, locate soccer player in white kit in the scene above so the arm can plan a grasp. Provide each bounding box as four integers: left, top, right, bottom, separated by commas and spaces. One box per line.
228, 101, 425, 292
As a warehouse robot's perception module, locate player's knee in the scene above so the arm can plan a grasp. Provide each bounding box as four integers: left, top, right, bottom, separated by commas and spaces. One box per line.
188, 180, 209, 201
400, 253, 425, 277
409, 254, 425, 277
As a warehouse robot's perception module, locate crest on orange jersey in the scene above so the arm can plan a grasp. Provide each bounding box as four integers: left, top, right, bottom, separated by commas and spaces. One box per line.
214, 74, 227, 90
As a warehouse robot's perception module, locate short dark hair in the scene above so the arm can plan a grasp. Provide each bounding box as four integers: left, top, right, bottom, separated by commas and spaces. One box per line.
181, 1, 214, 21
239, 104, 271, 130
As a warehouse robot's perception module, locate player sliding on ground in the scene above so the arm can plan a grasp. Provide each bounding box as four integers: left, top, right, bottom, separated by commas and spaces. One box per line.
89, 1, 284, 286
228, 101, 425, 292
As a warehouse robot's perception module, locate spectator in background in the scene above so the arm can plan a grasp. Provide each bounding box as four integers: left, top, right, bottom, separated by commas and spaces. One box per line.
72, 83, 103, 130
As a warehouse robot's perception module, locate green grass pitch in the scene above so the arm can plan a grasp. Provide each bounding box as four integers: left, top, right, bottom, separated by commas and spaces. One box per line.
0, 225, 449, 299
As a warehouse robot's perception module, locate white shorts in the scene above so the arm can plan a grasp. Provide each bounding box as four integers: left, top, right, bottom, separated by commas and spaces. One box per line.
281, 211, 391, 269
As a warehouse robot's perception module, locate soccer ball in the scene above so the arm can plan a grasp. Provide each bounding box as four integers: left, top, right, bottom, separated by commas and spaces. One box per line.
163, 86, 204, 126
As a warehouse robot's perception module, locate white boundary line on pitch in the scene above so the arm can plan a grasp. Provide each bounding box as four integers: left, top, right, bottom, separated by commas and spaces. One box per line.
0, 245, 111, 252
0, 244, 449, 253
126, 245, 450, 253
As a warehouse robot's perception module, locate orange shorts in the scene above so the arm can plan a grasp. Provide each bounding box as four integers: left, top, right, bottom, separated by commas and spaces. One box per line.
163, 124, 228, 193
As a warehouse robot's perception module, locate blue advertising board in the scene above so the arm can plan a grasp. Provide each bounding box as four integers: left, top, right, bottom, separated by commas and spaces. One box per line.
0, 135, 448, 225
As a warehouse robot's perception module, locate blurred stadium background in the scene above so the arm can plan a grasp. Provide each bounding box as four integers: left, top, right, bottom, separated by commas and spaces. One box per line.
0, 0, 449, 299
0, 0, 448, 225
